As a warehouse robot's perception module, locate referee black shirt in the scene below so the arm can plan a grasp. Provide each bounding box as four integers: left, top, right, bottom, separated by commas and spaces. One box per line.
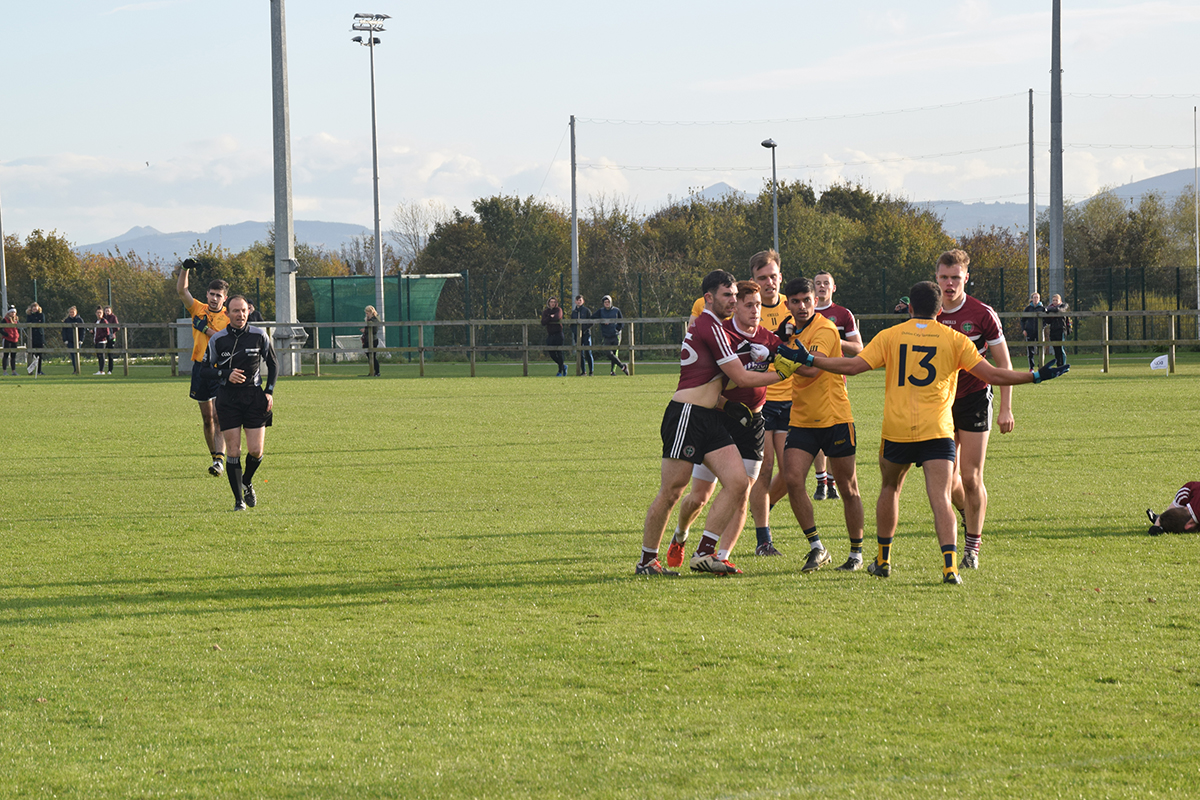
201, 323, 278, 394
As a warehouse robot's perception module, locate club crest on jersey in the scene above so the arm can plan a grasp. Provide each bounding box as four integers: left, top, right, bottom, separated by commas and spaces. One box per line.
961, 322, 975, 334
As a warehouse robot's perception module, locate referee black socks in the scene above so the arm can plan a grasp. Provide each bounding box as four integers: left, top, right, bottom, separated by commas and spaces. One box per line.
226, 457, 243, 505
243, 453, 263, 486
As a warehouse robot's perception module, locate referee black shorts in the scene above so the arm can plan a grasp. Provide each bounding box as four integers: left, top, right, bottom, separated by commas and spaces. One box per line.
216, 387, 273, 431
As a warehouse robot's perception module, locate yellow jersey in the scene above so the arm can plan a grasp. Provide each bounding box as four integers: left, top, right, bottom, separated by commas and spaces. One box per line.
690, 297, 706, 320
186, 298, 230, 363
857, 318, 983, 442
760, 297, 793, 403
788, 313, 853, 428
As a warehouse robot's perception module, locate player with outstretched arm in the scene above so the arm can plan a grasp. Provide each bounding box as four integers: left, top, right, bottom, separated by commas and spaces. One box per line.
774, 281, 1069, 584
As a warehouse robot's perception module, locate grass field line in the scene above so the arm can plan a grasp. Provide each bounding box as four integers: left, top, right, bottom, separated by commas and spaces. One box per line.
711, 747, 1200, 798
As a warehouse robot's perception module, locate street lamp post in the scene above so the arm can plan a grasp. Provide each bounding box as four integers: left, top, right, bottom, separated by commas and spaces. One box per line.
352, 12, 390, 322
761, 139, 779, 257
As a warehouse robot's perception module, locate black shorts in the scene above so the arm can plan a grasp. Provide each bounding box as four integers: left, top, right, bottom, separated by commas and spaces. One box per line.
189, 367, 221, 402
760, 400, 792, 433
952, 387, 993, 433
216, 387, 273, 430
785, 422, 857, 459
882, 438, 956, 466
723, 410, 765, 462
660, 401, 734, 465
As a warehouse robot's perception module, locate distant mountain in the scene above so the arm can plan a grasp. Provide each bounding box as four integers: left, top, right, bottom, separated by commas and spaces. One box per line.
1082, 167, 1196, 204
924, 201, 1044, 238
77, 220, 372, 264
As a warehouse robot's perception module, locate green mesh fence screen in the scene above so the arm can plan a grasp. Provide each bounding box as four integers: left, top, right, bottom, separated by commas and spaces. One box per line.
301, 275, 451, 350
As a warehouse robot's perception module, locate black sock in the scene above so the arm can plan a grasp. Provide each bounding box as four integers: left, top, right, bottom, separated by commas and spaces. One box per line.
226, 458, 243, 504
243, 454, 263, 485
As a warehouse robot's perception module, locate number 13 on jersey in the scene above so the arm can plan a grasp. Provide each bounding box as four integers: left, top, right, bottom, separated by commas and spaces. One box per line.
897, 344, 937, 386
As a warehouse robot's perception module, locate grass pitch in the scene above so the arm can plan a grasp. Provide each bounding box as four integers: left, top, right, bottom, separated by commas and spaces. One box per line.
1, 357, 1198, 798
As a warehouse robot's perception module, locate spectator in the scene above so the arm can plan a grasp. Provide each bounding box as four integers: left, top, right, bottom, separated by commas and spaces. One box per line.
1021, 292, 1045, 370
571, 295, 594, 376
1, 308, 19, 376
540, 297, 566, 376
595, 295, 628, 376
25, 302, 46, 375
893, 296, 910, 315
62, 305, 85, 374
246, 302, 265, 323
1044, 293, 1069, 368
361, 305, 382, 377
92, 306, 113, 375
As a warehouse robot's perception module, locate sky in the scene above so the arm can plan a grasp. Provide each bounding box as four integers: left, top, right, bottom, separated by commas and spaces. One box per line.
2, 0, 1199, 246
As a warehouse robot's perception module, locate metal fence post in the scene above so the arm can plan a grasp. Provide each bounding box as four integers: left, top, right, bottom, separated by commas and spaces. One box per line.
522, 323, 529, 377
1102, 314, 1110, 373
469, 322, 477, 377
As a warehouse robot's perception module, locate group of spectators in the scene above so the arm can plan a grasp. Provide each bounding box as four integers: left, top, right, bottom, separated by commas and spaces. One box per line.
540, 294, 629, 376
0, 303, 118, 376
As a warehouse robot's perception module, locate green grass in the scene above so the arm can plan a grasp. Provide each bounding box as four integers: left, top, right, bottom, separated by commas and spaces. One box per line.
1, 358, 1198, 798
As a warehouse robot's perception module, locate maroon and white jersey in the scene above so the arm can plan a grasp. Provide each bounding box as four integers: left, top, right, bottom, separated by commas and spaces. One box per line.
937, 295, 1005, 398
721, 319, 781, 410
815, 302, 859, 343
1170, 482, 1200, 524
677, 309, 740, 392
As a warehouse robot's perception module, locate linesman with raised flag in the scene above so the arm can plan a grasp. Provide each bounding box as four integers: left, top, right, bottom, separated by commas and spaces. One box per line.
201, 295, 277, 511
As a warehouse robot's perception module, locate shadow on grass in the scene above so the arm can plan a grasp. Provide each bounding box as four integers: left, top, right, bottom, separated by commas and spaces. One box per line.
0, 562, 622, 628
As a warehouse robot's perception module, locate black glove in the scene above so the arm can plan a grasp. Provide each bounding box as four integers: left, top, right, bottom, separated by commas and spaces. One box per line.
778, 342, 813, 367
192, 316, 209, 334
1031, 363, 1069, 384
182, 258, 198, 271
723, 400, 753, 429
773, 315, 795, 340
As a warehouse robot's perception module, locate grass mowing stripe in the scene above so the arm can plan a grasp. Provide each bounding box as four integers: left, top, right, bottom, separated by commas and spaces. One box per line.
0, 361, 1197, 797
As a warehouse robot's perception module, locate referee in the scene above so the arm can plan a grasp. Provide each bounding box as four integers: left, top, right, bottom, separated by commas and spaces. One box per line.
201, 295, 277, 511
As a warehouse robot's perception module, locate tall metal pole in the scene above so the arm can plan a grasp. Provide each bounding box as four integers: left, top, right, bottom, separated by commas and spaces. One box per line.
570, 115, 579, 302
271, 0, 300, 375
0, 181, 7, 314
1194, 106, 1198, 336
1028, 88, 1037, 296
368, 35, 385, 318
1048, 0, 1065, 299
761, 138, 779, 258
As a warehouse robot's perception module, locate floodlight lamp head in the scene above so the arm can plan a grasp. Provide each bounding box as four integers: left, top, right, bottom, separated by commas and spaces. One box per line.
761, 139, 777, 149
352, 35, 363, 42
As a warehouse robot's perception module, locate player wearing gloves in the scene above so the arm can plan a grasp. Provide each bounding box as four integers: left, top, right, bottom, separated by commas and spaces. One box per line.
776, 280, 1069, 585
666, 281, 782, 570
177, 260, 231, 477
636, 270, 786, 577
775, 277, 866, 574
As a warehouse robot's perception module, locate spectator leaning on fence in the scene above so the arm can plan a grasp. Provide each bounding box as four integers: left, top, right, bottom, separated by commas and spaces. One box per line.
541, 297, 566, 377
361, 305, 382, 377
1044, 294, 1070, 369
595, 295, 628, 376
571, 295, 594, 376
92, 307, 112, 375
1, 308, 19, 376
1021, 292, 1045, 370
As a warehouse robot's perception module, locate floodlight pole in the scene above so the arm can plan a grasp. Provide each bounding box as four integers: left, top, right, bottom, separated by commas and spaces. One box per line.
352, 13, 389, 321
570, 115, 579, 303
761, 139, 779, 258
271, 0, 300, 376
1194, 106, 1199, 338
0, 181, 7, 314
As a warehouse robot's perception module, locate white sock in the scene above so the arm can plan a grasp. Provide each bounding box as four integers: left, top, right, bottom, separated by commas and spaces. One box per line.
673, 527, 688, 544
716, 549, 730, 560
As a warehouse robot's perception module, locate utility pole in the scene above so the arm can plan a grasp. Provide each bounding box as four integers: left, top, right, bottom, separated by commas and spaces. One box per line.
0, 181, 7, 314
1048, 0, 1065, 299
1028, 88, 1037, 296
570, 115, 579, 303
271, 0, 300, 375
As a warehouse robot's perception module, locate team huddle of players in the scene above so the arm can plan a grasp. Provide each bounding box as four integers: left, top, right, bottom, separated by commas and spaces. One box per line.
637, 248, 1071, 584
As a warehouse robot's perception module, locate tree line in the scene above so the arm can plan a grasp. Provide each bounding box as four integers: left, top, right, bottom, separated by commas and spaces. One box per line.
4, 180, 1197, 351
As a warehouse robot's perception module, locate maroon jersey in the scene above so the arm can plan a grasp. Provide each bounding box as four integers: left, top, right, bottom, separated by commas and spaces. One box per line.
677, 310, 740, 393
1171, 482, 1200, 524
721, 319, 781, 410
937, 295, 1005, 398
815, 302, 859, 343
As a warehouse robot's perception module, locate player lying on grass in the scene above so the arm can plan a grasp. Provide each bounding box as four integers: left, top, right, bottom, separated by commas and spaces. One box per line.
1146, 482, 1200, 534
774, 280, 1070, 584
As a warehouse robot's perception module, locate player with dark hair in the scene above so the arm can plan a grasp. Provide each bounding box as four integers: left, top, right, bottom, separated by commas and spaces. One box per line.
1146, 483, 1200, 534
201, 295, 277, 511
776, 280, 1069, 584
777, 276, 865, 573
809, 270, 862, 502
666, 280, 781, 569
636, 270, 785, 576
935, 249, 1013, 570
177, 260, 231, 477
